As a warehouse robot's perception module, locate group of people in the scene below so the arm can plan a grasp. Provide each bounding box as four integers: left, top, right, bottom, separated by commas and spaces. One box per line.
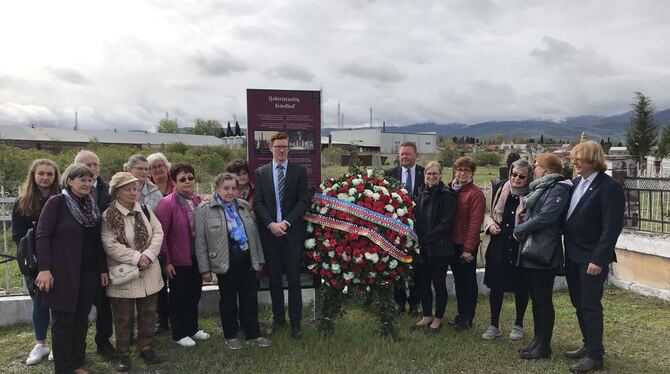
393, 140, 623, 374
11, 132, 623, 374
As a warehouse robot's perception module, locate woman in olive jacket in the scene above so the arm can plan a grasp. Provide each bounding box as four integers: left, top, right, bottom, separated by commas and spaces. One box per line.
513, 153, 572, 360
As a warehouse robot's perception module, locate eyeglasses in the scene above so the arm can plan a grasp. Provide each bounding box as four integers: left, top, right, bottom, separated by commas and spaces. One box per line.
511, 172, 527, 180
177, 176, 195, 183
425, 172, 440, 176
133, 167, 149, 172
455, 168, 472, 174
273, 145, 289, 150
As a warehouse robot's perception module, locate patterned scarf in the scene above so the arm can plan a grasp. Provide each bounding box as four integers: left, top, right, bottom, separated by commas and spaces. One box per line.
493, 180, 530, 226
521, 173, 564, 213
175, 189, 201, 238
213, 192, 249, 251
62, 188, 100, 227
450, 178, 472, 192
104, 201, 150, 251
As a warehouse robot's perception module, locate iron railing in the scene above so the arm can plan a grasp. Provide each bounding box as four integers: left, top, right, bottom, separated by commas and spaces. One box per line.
623, 177, 670, 234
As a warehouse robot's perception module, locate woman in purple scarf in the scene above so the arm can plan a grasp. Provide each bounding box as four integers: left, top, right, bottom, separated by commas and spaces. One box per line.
154, 162, 210, 347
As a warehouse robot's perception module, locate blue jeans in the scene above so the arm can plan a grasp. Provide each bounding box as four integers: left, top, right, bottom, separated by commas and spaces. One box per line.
24, 275, 50, 341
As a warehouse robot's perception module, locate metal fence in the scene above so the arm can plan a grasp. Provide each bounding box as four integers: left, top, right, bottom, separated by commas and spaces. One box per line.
0, 186, 23, 296
623, 177, 670, 234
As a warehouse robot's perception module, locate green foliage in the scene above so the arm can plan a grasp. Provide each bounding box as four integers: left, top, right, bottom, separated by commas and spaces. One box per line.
655, 124, 670, 159
156, 118, 179, 133
321, 147, 345, 167
438, 146, 459, 168
165, 142, 188, 154
625, 91, 658, 162
474, 151, 502, 167
192, 119, 223, 137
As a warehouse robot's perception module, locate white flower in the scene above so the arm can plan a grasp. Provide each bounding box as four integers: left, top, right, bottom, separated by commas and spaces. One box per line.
400, 188, 408, 194
374, 185, 390, 196
354, 255, 364, 263
372, 192, 381, 201
322, 263, 330, 270
319, 206, 328, 214
341, 252, 349, 261
322, 239, 330, 247
366, 286, 371, 292
332, 183, 340, 190
394, 237, 401, 245
342, 181, 349, 187
368, 272, 377, 278
343, 272, 355, 280
306, 223, 314, 233
391, 192, 399, 200
354, 278, 360, 284
342, 286, 348, 294
337, 193, 349, 200
352, 178, 363, 185
347, 196, 356, 202
389, 259, 398, 269
319, 183, 326, 190
349, 187, 357, 196
392, 213, 398, 219
363, 189, 373, 197
382, 256, 389, 262
328, 250, 335, 258
307, 263, 317, 270
367, 169, 373, 177
396, 208, 406, 217
305, 238, 316, 249
385, 204, 394, 212
364, 252, 379, 263
331, 263, 341, 274
407, 218, 414, 229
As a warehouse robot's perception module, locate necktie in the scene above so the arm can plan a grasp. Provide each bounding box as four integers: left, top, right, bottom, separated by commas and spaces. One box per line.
277, 164, 286, 205
405, 168, 413, 196
567, 178, 588, 219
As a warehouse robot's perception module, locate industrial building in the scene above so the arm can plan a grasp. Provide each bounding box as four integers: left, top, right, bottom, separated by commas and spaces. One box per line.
328, 127, 438, 154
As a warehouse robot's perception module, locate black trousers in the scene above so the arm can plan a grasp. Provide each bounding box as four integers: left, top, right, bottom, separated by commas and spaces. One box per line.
263, 237, 302, 326
94, 283, 113, 347
566, 258, 609, 360
417, 254, 451, 319
393, 274, 420, 311
526, 268, 555, 346
52, 272, 97, 374
448, 246, 478, 322
218, 255, 261, 340
155, 257, 170, 328
168, 263, 202, 340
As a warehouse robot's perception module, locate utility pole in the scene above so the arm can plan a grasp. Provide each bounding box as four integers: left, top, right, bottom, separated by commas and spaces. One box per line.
74, 111, 79, 130
369, 108, 373, 128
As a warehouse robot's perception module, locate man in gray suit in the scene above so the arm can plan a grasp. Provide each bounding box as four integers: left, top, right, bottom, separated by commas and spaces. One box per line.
254, 132, 309, 339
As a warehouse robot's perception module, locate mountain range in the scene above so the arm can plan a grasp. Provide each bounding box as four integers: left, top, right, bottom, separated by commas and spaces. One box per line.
323, 109, 670, 141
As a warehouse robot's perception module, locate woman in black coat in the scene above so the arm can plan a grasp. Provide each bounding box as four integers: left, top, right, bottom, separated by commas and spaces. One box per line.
35, 163, 108, 374
513, 153, 572, 359
411, 161, 457, 332
481, 159, 533, 341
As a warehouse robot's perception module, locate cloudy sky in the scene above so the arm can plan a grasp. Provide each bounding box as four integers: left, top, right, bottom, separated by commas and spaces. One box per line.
1, 0, 669, 131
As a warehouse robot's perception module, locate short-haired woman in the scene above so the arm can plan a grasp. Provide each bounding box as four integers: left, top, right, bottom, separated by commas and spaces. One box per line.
448, 157, 485, 330
155, 162, 209, 347
12, 159, 60, 365
125, 154, 163, 211
35, 163, 108, 374
514, 153, 572, 359
147, 152, 174, 197
195, 173, 270, 349
481, 159, 533, 341
102, 172, 165, 371
225, 159, 254, 205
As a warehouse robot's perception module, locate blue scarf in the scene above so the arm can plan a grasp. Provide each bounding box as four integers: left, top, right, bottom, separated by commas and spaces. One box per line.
213, 192, 249, 251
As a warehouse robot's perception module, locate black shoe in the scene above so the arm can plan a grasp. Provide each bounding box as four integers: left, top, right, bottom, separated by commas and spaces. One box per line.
140, 349, 160, 364
117, 356, 131, 372
451, 316, 471, 331
519, 344, 551, 360
394, 303, 406, 315
565, 346, 587, 359
291, 325, 303, 339
519, 337, 538, 354
570, 357, 604, 373
266, 321, 286, 335
97, 341, 117, 360
408, 305, 420, 317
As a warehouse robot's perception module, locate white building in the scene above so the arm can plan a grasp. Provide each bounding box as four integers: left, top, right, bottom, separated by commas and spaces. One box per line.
328, 128, 437, 154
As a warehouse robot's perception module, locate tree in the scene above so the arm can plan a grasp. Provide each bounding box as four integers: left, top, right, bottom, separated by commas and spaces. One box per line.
156, 118, 179, 133
473, 151, 502, 167
439, 146, 460, 168
234, 121, 242, 136
192, 119, 223, 136
656, 124, 670, 159
625, 92, 658, 162
226, 122, 234, 137
540, 134, 544, 144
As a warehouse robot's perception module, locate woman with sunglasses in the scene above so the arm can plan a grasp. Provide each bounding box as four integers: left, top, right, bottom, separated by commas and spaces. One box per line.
154, 162, 210, 347
481, 159, 533, 341
125, 154, 163, 211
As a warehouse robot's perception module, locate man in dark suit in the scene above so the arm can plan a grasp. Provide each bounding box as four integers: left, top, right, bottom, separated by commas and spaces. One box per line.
563, 141, 624, 374
384, 141, 424, 316
254, 132, 309, 339
74, 150, 115, 359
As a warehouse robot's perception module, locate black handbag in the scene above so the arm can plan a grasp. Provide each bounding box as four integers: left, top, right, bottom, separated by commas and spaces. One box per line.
520, 233, 554, 265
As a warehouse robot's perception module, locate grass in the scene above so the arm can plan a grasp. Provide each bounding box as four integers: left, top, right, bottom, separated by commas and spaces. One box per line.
0, 287, 668, 373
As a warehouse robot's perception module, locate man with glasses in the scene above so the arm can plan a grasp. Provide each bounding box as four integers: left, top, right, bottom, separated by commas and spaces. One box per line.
74, 150, 115, 360
385, 142, 424, 316
254, 132, 309, 339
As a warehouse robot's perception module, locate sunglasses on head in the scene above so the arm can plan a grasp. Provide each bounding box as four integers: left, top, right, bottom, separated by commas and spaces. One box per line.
511, 172, 527, 180
177, 176, 195, 183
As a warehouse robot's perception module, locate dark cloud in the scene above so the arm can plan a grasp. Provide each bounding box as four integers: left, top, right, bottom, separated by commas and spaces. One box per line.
265, 64, 315, 82
194, 50, 249, 76
530, 36, 616, 77
48, 68, 90, 85
340, 61, 407, 83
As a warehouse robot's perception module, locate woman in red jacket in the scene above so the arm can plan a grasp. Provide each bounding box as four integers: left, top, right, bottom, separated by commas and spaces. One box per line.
448, 157, 485, 330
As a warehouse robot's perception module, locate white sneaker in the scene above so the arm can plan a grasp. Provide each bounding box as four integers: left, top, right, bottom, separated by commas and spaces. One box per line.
481, 325, 502, 340
191, 330, 210, 341
48, 350, 53, 361
175, 336, 196, 347
26, 343, 50, 365
509, 325, 524, 340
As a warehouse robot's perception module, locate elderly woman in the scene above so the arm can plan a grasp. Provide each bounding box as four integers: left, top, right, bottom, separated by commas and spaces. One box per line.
448, 157, 485, 330
101, 172, 164, 371
195, 173, 270, 350
225, 159, 255, 204
155, 162, 209, 347
514, 153, 572, 359
411, 161, 457, 332
481, 159, 533, 341
12, 159, 60, 365
148, 152, 174, 197
35, 163, 107, 374
125, 154, 163, 211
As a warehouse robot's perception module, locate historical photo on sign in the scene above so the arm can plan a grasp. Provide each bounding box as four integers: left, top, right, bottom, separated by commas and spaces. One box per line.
287, 131, 315, 153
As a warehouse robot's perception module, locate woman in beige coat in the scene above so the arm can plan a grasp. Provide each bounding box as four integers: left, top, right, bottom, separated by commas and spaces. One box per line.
102, 172, 164, 371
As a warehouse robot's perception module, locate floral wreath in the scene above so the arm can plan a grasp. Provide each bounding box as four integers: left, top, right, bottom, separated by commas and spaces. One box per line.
304, 167, 418, 336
